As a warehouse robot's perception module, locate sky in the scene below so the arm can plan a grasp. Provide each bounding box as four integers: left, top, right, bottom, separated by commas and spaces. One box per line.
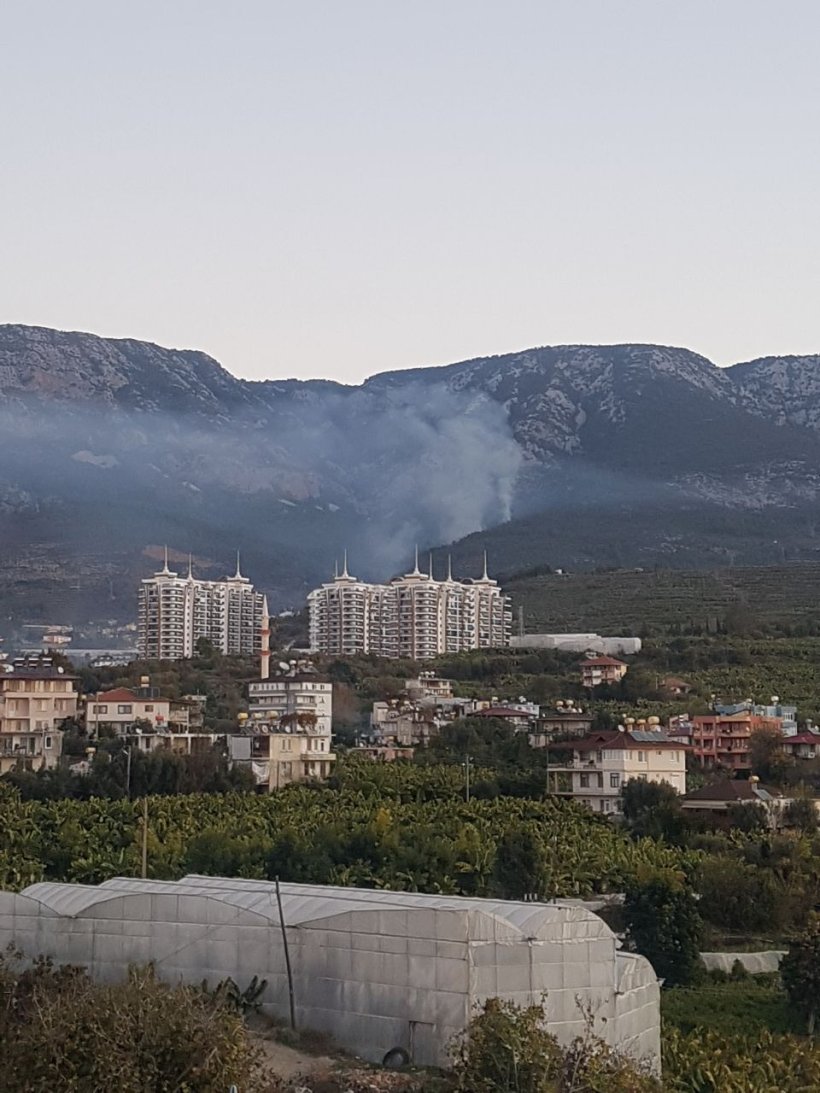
3, 1, 820, 383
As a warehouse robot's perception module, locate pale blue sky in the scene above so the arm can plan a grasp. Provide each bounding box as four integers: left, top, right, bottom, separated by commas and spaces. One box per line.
3, 1, 819, 382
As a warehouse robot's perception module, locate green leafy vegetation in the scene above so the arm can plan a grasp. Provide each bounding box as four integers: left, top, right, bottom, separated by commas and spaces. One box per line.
451, 997, 660, 1092
0, 953, 265, 1092
0, 760, 694, 897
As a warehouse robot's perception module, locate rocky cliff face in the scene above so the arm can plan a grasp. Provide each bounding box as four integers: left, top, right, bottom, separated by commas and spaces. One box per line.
3, 324, 820, 625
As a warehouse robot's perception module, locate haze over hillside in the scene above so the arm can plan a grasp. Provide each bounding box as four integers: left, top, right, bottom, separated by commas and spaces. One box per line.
3, 324, 820, 627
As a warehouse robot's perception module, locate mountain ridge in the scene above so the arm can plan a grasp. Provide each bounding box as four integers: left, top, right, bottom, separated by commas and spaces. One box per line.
3, 323, 820, 630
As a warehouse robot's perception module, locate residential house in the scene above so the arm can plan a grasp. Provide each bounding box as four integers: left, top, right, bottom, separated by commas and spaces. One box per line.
782, 731, 820, 761
85, 685, 171, 737
229, 661, 335, 791
530, 703, 593, 748
549, 729, 686, 815
681, 779, 791, 827
474, 703, 540, 731
579, 656, 628, 689
0, 661, 78, 773
690, 712, 782, 771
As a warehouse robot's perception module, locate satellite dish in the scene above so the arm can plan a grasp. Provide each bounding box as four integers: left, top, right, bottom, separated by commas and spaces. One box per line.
279, 661, 290, 672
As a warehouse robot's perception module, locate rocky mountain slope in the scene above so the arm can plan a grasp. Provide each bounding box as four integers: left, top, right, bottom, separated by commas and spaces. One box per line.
2, 325, 820, 626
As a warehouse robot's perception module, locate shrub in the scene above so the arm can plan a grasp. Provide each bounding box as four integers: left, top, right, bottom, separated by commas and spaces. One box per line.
0, 954, 266, 1092
451, 997, 660, 1092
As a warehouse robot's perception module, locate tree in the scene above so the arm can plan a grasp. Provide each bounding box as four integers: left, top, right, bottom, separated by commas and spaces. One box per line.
781, 917, 820, 1036
784, 797, 819, 835
623, 868, 703, 986
727, 801, 769, 833
621, 779, 683, 840
491, 824, 549, 900
749, 727, 793, 785
697, 855, 782, 932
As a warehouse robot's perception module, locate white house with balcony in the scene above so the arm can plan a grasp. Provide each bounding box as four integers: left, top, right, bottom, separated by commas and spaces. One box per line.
230, 663, 335, 791
0, 661, 77, 773
549, 729, 687, 815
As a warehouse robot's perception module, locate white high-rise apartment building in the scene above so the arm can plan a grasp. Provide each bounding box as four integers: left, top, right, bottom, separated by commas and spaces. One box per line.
138, 551, 264, 660
307, 552, 511, 659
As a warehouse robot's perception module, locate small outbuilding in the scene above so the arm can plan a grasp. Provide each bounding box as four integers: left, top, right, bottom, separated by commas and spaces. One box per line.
0, 876, 660, 1070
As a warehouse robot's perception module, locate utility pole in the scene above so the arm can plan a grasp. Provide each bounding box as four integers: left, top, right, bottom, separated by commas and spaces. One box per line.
141, 797, 149, 878
464, 754, 472, 803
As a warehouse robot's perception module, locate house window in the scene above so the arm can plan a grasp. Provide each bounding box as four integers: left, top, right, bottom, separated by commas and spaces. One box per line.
596, 750, 603, 763
610, 773, 620, 788
580, 773, 590, 788
45, 736, 53, 750
638, 751, 645, 762
118, 705, 133, 714
145, 705, 154, 713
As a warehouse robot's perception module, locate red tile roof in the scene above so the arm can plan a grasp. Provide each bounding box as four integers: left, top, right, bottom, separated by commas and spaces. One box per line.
93, 688, 143, 703
782, 733, 820, 746
475, 706, 534, 718
580, 656, 626, 667
572, 730, 683, 752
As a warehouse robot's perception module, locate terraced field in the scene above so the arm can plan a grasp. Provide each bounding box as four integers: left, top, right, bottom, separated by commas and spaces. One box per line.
507, 563, 820, 635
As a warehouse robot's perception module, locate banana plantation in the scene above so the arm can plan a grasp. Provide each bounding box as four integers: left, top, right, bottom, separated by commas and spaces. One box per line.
0, 762, 695, 896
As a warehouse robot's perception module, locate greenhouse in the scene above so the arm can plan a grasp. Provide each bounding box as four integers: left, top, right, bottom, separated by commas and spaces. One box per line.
0, 876, 660, 1068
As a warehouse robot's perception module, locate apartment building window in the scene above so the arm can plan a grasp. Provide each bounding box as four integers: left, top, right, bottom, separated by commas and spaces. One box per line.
638, 751, 645, 762
610, 773, 620, 788
45, 736, 53, 750
580, 773, 589, 788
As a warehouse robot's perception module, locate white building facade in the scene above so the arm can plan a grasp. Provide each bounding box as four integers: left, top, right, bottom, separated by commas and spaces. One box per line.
550, 730, 687, 815
138, 552, 264, 660
308, 554, 511, 659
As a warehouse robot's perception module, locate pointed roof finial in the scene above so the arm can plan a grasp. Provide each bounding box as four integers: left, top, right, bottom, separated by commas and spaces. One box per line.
334, 558, 339, 580
447, 554, 453, 581
482, 550, 489, 581
429, 551, 434, 580
160, 545, 172, 575
411, 543, 421, 576
341, 549, 350, 579
187, 553, 194, 579
232, 549, 245, 580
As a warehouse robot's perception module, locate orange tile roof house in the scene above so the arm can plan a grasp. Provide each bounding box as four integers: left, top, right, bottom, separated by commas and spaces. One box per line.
549, 729, 686, 815
579, 656, 628, 689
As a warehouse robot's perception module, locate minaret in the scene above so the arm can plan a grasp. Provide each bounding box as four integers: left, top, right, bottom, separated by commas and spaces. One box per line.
260, 596, 270, 680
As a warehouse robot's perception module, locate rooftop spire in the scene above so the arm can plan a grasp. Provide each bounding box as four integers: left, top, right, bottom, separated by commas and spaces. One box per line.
482, 550, 489, 580
447, 554, 453, 581
429, 551, 434, 580
341, 548, 350, 579
411, 543, 421, 576
334, 558, 339, 580
234, 549, 242, 580
160, 545, 172, 576
187, 553, 193, 579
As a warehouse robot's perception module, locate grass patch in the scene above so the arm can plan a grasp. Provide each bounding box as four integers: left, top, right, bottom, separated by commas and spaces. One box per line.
662, 977, 801, 1037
